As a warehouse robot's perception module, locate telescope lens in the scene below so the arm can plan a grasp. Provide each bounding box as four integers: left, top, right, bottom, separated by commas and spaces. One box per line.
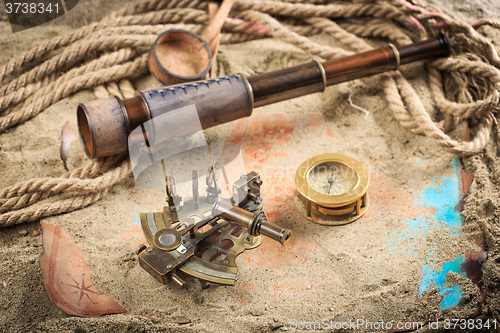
77, 104, 93, 158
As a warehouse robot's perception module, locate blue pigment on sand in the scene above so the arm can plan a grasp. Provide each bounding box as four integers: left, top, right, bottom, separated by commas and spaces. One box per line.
419, 255, 466, 310
407, 158, 468, 310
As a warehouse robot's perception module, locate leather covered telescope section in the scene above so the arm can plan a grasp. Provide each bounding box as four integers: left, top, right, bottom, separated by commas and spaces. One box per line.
77, 34, 450, 158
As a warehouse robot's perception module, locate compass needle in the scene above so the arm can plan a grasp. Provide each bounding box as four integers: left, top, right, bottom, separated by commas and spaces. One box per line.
327, 169, 335, 195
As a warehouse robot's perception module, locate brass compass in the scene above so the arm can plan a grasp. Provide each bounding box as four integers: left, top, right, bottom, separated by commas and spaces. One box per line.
295, 153, 369, 225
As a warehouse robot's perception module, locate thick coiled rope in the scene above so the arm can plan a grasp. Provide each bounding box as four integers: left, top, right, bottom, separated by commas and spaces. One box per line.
0, 0, 498, 227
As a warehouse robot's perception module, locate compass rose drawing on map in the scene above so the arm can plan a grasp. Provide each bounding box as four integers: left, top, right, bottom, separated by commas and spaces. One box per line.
65, 274, 100, 303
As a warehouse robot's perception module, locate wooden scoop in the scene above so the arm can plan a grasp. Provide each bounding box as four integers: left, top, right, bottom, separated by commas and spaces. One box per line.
148, 0, 234, 85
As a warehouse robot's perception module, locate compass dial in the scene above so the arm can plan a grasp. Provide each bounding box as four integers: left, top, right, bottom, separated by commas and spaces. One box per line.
307, 162, 358, 196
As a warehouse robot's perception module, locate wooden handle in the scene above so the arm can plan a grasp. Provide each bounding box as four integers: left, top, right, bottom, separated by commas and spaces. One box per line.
201, 0, 234, 45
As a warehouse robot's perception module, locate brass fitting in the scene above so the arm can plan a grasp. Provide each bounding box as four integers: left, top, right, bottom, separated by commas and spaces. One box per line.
212, 199, 292, 245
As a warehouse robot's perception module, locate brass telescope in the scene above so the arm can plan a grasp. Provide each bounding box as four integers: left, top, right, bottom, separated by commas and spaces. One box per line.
77, 34, 450, 158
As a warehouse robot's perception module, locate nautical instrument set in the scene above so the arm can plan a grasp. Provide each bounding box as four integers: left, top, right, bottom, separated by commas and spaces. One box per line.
77, 33, 450, 286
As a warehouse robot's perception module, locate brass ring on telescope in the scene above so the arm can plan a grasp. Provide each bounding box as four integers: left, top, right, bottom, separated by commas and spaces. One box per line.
388, 43, 401, 71
312, 59, 327, 92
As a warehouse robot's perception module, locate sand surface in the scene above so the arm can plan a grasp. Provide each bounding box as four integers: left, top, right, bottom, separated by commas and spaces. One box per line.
0, 1, 499, 332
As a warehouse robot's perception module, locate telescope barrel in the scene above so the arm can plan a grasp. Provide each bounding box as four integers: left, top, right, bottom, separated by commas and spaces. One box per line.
77, 34, 450, 158
249, 33, 450, 107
